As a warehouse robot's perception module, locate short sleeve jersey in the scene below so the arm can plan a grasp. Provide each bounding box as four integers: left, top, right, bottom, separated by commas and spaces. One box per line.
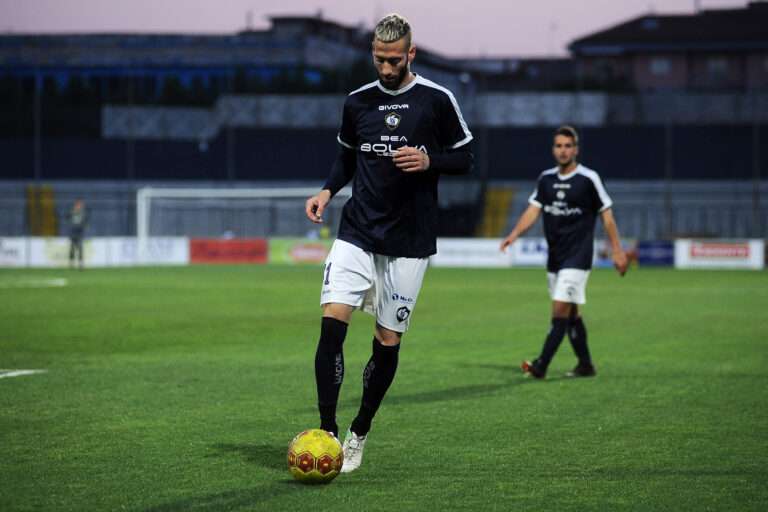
528, 164, 613, 272
335, 75, 472, 258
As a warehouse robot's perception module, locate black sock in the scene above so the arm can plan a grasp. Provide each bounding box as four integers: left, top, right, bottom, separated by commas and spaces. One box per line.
568, 317, 592, 366
315, 317, 348, 435
350, 337, 400, 437
539, 318, 569, 366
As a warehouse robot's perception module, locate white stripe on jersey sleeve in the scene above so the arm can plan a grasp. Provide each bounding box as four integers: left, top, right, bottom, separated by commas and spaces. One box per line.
414, 76, 473, 148
528, 168, 558, 207
577, 165, 613, 211
338, 81, 379, 149
348, 80, 379, 97
337, 135, 355, 150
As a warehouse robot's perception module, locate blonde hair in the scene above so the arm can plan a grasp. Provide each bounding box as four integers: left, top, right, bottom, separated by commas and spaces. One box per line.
555, 125, 579, 145
374, 13, 412, 48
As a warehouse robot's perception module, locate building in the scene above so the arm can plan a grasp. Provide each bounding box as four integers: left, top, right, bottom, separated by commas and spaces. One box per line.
0, 16, 374, 100
0, 14, 576, 103
569, 1, 768, 90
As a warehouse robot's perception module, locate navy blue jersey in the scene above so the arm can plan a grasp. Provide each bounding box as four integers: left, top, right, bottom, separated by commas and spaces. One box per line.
329, 75, 472, 258
529, 164, 613, 272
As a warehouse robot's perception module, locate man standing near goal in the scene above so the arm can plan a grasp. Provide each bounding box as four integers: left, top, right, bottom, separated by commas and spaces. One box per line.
500, 125, 627, 379
305, 13, 473, 473
67, 198, 87, 270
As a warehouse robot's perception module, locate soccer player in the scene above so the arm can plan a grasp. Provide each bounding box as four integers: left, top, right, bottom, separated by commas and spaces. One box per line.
67, 198, 87, 270
305, 13, 473, 473
500, 125, 627, 379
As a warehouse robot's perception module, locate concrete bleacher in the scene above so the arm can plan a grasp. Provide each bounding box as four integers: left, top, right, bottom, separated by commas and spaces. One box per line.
101, 91, 768, 142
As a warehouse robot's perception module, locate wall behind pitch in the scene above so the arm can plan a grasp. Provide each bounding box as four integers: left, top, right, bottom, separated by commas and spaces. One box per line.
233, 128, 337, 181
3, 125, 764, 181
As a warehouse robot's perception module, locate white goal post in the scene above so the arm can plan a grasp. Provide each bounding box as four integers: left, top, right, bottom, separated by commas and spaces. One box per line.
135, 186, 351, 263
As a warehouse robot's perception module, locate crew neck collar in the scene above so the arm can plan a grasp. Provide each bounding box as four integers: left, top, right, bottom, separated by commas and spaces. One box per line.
377, 73, 419, 95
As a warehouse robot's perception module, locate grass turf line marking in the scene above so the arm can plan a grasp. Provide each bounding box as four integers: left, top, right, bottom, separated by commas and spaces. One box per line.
0, 277, 68, 288
0, 369, 48, 379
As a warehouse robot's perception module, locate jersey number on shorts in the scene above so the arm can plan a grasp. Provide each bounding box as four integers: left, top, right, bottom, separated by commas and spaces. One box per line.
324, 262, 332, 285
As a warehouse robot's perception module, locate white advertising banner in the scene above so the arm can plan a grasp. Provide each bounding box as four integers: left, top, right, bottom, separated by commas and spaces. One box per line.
26, 237, 109, 267
674, 239, 765, 269
431, 238, 514, 267
0, 238, 27, 267
107, 237, 189, 266
1, 237, 189, 267
512, 238, 549, 267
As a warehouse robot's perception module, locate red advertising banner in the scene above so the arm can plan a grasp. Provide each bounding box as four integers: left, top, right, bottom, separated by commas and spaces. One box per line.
190, 239, 268, 264
690, 243, 749, 259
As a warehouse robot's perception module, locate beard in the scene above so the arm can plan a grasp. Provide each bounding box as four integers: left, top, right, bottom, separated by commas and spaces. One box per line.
379, 63, 410, 90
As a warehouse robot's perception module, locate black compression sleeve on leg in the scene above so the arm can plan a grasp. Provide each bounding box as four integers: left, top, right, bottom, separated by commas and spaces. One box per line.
315, 317, 348, 434
539, 318, 569, 366
350, 337, 400, 436
568, 316, 592, 365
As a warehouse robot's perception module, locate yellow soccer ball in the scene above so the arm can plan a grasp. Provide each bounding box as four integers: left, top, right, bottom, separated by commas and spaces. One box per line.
287, 429, 344, 484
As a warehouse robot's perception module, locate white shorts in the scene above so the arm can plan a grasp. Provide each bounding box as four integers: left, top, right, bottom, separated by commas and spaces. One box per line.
320, 239, 429, 332
547, 268, 590, 304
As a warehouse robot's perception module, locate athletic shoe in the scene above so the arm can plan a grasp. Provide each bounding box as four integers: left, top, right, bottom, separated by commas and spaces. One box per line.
340, 429, 367, 473
521, 358, 546, 379
564, 363, 597, 378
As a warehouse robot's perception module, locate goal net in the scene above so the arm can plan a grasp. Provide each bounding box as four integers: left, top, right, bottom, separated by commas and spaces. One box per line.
135, 187, 351, 263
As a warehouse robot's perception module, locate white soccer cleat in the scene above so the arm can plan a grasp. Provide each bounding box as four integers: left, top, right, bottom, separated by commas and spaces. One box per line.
340, 429, 367, 473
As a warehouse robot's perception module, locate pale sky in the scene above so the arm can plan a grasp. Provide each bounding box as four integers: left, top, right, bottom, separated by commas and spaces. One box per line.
0, 0, 750, 57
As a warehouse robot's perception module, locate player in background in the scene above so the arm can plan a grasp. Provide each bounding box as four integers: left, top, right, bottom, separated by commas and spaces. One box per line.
500, 125, 627, 378
67, 198, 87, 270
305, 13, 473, 473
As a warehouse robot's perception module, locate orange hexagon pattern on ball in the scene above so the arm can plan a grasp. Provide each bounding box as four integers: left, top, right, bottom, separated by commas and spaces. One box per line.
287, 429, 344, 484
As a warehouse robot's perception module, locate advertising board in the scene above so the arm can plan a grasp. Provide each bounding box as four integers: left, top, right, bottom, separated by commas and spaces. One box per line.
674, 239, 764, 269
190, 238, 267, 264
431, 238, 515, 267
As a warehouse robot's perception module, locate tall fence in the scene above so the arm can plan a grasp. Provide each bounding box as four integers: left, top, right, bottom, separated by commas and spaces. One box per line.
499, 181, 767, 240
1, 180, 765, 240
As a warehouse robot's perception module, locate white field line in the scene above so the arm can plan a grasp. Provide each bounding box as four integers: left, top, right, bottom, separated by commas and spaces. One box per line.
0, 277, 68, 288
0, 369, 48, 379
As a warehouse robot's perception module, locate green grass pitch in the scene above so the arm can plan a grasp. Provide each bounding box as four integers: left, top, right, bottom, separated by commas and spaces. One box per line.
1, 265, 766, 511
